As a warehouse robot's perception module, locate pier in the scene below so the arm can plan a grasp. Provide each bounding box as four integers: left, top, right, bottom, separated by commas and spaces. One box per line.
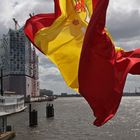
0, 132, 15, 140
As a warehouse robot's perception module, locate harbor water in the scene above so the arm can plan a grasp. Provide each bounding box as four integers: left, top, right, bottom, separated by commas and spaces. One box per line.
8, 97, 140, 140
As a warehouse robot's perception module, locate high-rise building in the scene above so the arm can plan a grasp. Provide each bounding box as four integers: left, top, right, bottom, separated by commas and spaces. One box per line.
0, 28, 39, 97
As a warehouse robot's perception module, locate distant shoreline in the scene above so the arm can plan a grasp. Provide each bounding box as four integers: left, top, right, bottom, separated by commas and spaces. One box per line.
123, 93, 140, 96
55, 93, 140, 97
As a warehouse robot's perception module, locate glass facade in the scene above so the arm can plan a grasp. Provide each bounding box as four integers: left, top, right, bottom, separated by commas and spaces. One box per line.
0, 28, 39, 97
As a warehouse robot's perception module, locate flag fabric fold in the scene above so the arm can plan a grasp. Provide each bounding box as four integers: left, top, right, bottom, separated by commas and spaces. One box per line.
24, 0, 91, 90
79, 0, 140, 126
24, 0, 140, 126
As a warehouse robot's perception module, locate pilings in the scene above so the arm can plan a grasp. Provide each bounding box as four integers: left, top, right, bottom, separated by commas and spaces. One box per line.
28, 103, 54, 127
46, 103, 54, 118
29, 104, 38, 127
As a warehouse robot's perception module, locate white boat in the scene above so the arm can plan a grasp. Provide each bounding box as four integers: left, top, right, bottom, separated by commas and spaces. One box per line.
0, 94, 26, 116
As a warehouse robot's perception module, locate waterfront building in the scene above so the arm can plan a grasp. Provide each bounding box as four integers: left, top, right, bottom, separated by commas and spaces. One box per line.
40, 89, 53, 96
0, 28, 39, 97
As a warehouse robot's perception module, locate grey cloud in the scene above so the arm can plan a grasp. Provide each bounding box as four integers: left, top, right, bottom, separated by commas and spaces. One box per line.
13, 2, 18, 7
0, 24, 8, 38
0, 0, 54, 37
127, 74, 140, 82
107, 10, 140, 41
40, 78, 76, 94
134, 0, 140, 5
41, 74, 63, 82
124, 74, 140, 93
115, 36, 140, 50
33, 1, 54, 14
38, 55, 54, 67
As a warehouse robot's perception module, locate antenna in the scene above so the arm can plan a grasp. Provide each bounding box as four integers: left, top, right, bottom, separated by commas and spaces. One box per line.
12, 18, 20, 30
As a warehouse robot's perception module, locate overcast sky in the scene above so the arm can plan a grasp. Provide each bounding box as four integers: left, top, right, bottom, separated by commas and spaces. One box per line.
0, 0, 140, 94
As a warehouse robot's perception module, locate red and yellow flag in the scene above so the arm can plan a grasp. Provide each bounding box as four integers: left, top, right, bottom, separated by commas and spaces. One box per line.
24, 0, 140, 126
24, 0, 92, 90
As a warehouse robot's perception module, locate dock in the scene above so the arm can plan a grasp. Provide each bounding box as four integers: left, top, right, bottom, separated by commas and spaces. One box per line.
0, 132, 15, 140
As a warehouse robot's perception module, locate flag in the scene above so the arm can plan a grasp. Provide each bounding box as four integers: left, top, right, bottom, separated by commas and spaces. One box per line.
24, 0, 117, 91
24, 0, 140, 126
24, 0, 91, 90
79, 0, 140, 126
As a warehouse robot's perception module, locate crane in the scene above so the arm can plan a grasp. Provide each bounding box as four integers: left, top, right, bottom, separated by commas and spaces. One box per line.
29, 13, 35, 18
12, 18, 20, 30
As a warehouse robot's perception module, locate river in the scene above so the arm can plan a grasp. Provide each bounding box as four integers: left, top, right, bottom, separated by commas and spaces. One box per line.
8, 97, 140, 140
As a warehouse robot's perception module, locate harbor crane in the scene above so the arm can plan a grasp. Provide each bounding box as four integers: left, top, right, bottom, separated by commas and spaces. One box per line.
12, 18, 20, 30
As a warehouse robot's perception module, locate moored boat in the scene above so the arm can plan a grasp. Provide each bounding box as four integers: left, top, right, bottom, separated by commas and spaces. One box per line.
0, 94, 26, 116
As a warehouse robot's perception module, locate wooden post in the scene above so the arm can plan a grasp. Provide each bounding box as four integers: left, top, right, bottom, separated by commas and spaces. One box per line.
46, 103, 54, 118
29, 104, 38, 127
0, 69, 3, 96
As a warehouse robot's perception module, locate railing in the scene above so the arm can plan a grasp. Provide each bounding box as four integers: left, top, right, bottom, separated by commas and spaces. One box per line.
0, 95, 25, 114
0, 103, 24, 113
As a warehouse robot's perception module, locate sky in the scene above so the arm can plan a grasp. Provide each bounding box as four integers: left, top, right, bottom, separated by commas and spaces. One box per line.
0, 0, 140, 94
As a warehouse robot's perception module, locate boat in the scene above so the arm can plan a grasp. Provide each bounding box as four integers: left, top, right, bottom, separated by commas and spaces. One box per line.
0, 93, 26, 116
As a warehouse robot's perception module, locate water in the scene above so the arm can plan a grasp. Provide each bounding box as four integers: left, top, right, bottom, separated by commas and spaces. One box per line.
8, 97, 140, 140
